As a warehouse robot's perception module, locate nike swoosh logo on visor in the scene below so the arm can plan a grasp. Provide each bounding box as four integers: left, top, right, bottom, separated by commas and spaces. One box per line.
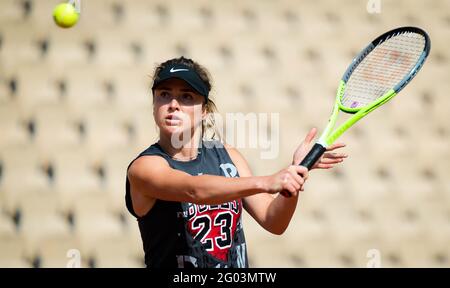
170, 68, 189, 73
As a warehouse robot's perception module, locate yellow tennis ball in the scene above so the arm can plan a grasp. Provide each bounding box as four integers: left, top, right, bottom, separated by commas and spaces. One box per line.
53, 3, 79, 28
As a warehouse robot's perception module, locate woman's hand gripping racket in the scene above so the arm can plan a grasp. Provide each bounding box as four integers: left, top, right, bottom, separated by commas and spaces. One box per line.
281, 26, 431, 197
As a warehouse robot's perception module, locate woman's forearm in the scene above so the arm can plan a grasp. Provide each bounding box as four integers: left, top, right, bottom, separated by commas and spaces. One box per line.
186, 174, 269, 205
130, 156, 272, 205
263, 194, 300, 235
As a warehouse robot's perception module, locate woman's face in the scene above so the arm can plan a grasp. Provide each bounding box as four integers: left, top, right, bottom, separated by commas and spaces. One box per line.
153, 78, 206, 138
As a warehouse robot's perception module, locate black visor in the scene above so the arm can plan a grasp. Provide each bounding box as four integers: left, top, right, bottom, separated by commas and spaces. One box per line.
152, 63, 209, 99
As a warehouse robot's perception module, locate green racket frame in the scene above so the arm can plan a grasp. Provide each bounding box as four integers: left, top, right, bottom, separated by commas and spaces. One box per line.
299, 26, 430, 170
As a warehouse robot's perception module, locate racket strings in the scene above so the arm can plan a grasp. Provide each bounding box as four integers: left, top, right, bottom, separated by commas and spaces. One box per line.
342, 32, 425, 109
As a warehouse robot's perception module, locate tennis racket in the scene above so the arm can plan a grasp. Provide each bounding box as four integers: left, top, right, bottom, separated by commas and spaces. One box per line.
282, 26, 431, 197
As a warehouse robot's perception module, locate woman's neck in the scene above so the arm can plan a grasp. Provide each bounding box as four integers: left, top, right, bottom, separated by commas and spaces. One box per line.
158, 130, 202, 161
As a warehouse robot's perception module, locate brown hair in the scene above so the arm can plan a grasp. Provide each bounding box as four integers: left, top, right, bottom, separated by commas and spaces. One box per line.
151, 56, 221, 141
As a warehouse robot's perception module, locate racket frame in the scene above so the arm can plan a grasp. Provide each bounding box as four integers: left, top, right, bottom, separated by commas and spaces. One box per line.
301, 26, 430, 169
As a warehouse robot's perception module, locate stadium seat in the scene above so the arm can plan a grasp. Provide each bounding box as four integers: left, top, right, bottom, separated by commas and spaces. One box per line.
14, 65, 61, 115
0, 212, 16, 238
165, 1, 211, 33
186, 34, 234, 72
0, 0, 25, 23
0, 235, 31, 268
434, 161, 450, 200
101, 147, 138, 213
0, 102, 29, 149
101, 67, 151, 121
72, 193, 124, 253
123, 211, 144, 260
213, 77, 249, 114
91, 235, 144, 268
390, 157, 437, 206
128, 106, 159, 150
61, 67, 108, 118
325, 200, 377, 247
94, 33, 135, 68
82, 105, 131, 161
17, 190, 71, 255
284, 236, 345, 268
0, 25, 46, 69
36, 235, 85, 268
397, 241, 441, 267
0, 145, 49, 210
47, 28, 91, 67
50, 146, 103, 210
118, 1, 162, 31
32, 104, 81, 158
0, 0, 449, 268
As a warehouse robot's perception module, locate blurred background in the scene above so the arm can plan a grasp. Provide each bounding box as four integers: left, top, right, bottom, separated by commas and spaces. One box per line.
0, 0, 449, 268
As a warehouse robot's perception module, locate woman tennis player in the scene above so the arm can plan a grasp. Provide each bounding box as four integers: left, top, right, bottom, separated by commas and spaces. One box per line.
125, 57, 347, 268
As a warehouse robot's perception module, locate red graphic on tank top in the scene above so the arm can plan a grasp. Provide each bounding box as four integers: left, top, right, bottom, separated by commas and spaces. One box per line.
185, 200, 241, 261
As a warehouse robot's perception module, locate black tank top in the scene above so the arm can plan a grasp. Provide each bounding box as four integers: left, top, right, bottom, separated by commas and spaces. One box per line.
125, 141, 249, 268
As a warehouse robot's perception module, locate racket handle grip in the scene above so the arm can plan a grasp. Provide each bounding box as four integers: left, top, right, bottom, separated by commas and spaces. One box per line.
299, 143, 327, 170
280, 143, 327, 198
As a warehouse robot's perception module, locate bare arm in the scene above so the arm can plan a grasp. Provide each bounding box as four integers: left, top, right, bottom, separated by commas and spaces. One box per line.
226, 128, 347, 234
225, 145, 307, 235
128, 155, 272, 206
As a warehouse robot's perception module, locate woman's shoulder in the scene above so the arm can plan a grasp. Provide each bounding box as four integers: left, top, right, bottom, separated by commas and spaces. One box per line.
127, 152, 169, 181
207, 141, 246, 164
220, 142, 253, 177
139, 142, 165, 157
